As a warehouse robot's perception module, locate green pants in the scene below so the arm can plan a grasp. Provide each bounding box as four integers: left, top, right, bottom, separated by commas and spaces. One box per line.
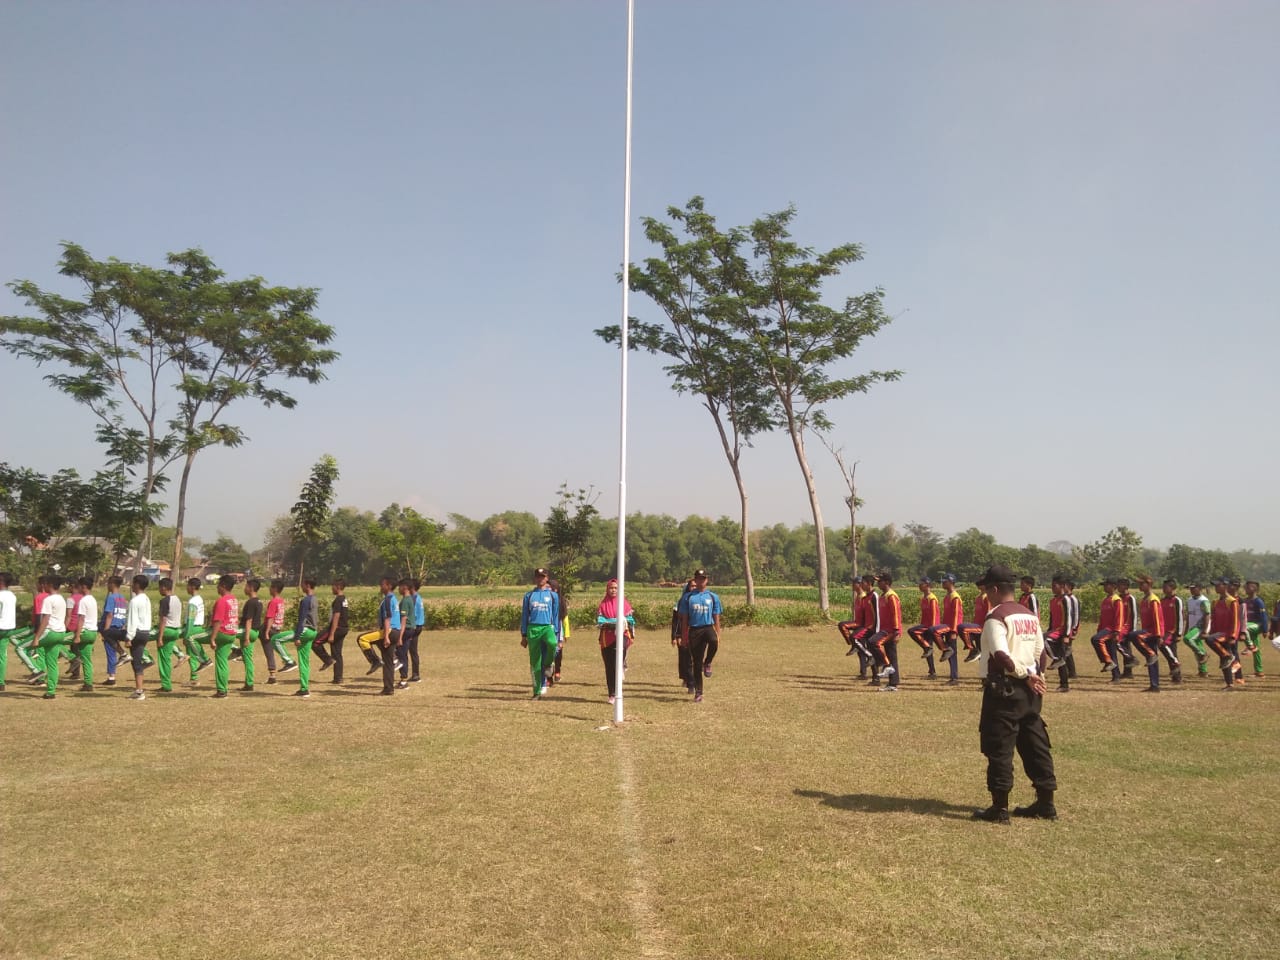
158, 627, 182, 691
5, 627, 38, 677
293, 629, 317, 690
70, 630, 98, 684
38, 631, 72, 695
241, 630, 258, 686
1246, 624, 1264, 674
185, 630, 211, 680
526, 624, 558, 696
212, 632, 238, 693
269, 630, 295, 668
1, 627, 24, 684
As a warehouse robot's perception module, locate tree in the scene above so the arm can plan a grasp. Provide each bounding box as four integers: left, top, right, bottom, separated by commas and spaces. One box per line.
818, 435, 863, 616
543, 484, 600, 601
289, 454, 340, 586
371, 505, 455, 583
599, 198, 778, 605
203, 534, 250, 575
1075, 526, 1144, 579
719, 201, 900, 613
1162, 543, 1238, 586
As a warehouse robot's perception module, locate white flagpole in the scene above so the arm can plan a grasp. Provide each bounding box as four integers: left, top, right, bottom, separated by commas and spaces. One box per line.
613, 0, 635, 725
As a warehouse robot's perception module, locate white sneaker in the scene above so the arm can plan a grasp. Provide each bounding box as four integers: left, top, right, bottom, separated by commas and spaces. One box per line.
881, 664, 896, 677
128, 690, 145, 701
539, 685, 549, 697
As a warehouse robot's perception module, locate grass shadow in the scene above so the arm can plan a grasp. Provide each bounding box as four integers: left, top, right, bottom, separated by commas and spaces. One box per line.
794, 788, 974, 820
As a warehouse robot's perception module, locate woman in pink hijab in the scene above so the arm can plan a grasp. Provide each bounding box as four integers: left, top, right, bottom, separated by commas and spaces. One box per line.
596, 579, 635, 705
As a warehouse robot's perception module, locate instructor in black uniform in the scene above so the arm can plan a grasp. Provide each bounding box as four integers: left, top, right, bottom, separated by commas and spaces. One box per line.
972, 563, 1058, 824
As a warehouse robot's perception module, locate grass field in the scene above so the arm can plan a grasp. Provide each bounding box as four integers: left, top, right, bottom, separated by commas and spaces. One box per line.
3, 626, 1279, 959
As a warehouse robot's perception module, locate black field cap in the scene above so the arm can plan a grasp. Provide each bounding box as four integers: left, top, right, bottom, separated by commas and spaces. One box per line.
693, 568, 708, 579
534, 567, 549, 578
975, 563, 1017, 588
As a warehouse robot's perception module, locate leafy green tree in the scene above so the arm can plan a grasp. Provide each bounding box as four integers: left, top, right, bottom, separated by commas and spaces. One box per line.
543, 484, 600, 602
720, 201, 901, 613
371, 505, 456, 582
1075, 526, 1143, 579
944, 528, 1017, 583
1162, 543, 1238, 586
204, 534, 251, 575
601, 198, 777, 604
290, 454, 340, 586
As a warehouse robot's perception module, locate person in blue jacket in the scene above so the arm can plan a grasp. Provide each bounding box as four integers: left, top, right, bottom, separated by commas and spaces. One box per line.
678, 568, 722, 703
520, 567, 560, 699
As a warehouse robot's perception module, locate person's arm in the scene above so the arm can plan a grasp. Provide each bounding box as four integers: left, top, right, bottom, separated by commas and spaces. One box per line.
126, 598, 138, 642
519, 594, 530, 640
327, 603, 340, 639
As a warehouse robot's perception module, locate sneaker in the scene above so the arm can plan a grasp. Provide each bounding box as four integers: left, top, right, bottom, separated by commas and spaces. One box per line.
878, 685, 899, 693
280, 662, 297, 674
128, 690, 145, 701
927, 673, 938, 680
1142, 685, 1160, 693
971, 805, 1009, 824
104, 678, 117, 686
694, 691, 703, 703
293, 689, 310, 698
867, 679, 880, 687
319, 660, 333, 671
28, 671, 46, 684
410, 675, 422, 683
366, 662, 382, 674
1046, 657, 1065, 670
553, 672, 562, 682
607, 696, 615, 705
42, 692, 56, 700
539, 685, 549, 697
1109, 675, 1123, 684
703, 666, 712, 678
393, 660, 402, 670
920, 650, 932, 659
196, 659, 212, 674
1012, 800, 1058, 821
267, 676, 278, 684
1055, 685, 1070, 693
229, 650, 243, 662
844, 646, 858, 656
240, 684, 254, 692
881, 664, 896, 677
963, 650, 980, 663
212, 691, 228, 699
947, 679, 961, 686
1255, 673, 1266, 679
175, 652, 189, 663
80, 683, 94, 692
395, 681, 408, 690
380, 689, 394, 696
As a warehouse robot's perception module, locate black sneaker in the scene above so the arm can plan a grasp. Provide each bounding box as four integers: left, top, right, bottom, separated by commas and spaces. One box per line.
104, 678, 117, 686
293, 690, 310, 698
410, 675, 422, 683
280, 662, 297, 674
42, 692, 56, 700
395, 680, 408, 690
80, 683, 94, 692
212, 691, 228, 699
366, 663, 381, 675
1012, 800, 1058, 821
196, 659, 212, 674
379, 688, 394, 696
946, 679, 961, 686
267, 676, 278, 684
971, 805, 1009, 824
963, 650, 980, 663
240, 685, 254, 692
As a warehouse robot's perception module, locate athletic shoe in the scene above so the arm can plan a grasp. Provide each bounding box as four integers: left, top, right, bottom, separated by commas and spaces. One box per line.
1055, 685, 1070, 693
241, 684, 254, 692
380, 689, 394, 696
128, 690, 145, 700
1109, 675, 1123, 684
971, 805, 1009, 824
878, 685, 898, 693
212, 691, 228, 699
920, 650, 932, 659
844, 647, 858, 656
1221, 684, 1233, 692
947, 679, 961, 686
319, 660, 333, 671
293, 690, 310, 698
395, 681, 408, 690
881, 664, 896, 677
410, 675, 422, 683
553, 672, 562, 682
229, 649, 243, 661
963, 650, 980, 664
392, 660, 402, 671
703, 666, 712, 678
28, 671, 45, 684
1100, 664, 1113, 674
607, 696, 615, 705
1142, 686, 1160, 693
175, 652, 188, 662
366, 662, 381, 674
80, 684, 94, 692
42, 693, 56, 700
927, 673, 938, 680
280, 662, 297, 674
1195, 652, 1208, 665
1012, 800, 1058, 821
694, 692, 703, 703
1255, 673, 1266, 679
867, 679, 880, 687
103, 678, 116, 686
539, 685, 549, 697
196, 659, 212, 674
267, 676, 278, 684
1046, 657, 1065, 670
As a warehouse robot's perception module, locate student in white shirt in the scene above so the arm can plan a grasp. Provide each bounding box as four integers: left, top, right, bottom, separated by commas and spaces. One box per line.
125, 575, 153, 701
0, 571, 21, 692
31, 576, 71, 700
70, 576, 101, 692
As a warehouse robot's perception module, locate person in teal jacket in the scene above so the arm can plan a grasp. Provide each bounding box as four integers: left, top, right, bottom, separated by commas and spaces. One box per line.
520, 567, 560, 699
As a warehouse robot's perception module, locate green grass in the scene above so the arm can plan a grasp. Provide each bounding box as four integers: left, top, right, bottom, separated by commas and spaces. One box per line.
2, 627, 1278, 959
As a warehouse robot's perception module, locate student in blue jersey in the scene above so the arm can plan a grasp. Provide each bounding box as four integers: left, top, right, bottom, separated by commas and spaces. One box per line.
520, 567, 560, 699
547, 578, 570, 686
375, 576, 402, 696
100, 576, 129, 686
678, 569, 722, 704
408, 579, 425, 682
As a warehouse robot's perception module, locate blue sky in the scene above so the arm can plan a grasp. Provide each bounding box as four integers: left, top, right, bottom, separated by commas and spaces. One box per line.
2, 0, 1277, 554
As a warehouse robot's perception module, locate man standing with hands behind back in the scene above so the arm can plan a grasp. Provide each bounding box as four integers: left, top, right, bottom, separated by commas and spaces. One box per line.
679, 568, 722, 704
971, 564, 1058, 825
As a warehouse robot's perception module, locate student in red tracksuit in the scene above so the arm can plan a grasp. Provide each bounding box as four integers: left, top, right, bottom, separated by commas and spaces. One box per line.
836, 578, 868, 673
839, 574, 879, 681
906, 577, 941, 680
1091, 578, 1124, 681
929, 574, 964, 684
957, 588, 988, 664
869, 573, 902, 691
1116, 578, 1140, 678
1159, 578, 1184, 685
1132, 575, 1166, 692
1043, 577, 1071, 690
1203, 579, 1240, 691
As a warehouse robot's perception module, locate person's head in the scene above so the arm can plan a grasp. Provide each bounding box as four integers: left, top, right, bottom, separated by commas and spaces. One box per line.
876, 572, 892, 590
302, 578, 316, 595
217, 574, 235, 594
852, 579, 863, 597
1137, 574, 1153, 594
244, 578, 260, 596
693, 568, 709, 589
918, 576, 932, 593
534, 567, 549, 588
861, 574, 877, 591
1227, 578, 1241, 597
976, 564, 1016, 603
1117, 577, 1130, 594
605, 578, 619, 598
1162, 578, 1177, 597
1245, 580, 1260, 597
186, 578, 201, 594
1189, 582, 1202, 597
46, 575, 63, 592
158, 577, 173, 595
0, 571, 12, 589
1050, 578, 1064, 597
131, 575, 149, 594
411, 579, 421, 592
398, 578, 411, 595
36, 575, 49, 592
331, 578, 346, 595
941, 573, 957, 593
380, 575, 394, 594
1102, 577, 1118, 596
1065, 579, 1075, 593
107, 576, 123, 591
269, 579, 284, 596
78, 576, 94, 592
1213, 578, 1229, 597
1020, 576, 1035, 593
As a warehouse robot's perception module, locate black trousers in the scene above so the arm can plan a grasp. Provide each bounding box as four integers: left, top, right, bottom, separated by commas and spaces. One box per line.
382, 629, 401, 693
978, 677, 1056, 794
677, 643, 693, 685
329, 627, 348, 681
688, 626, 716, 694
130, 630, 151, 675
601, 643, 623, 697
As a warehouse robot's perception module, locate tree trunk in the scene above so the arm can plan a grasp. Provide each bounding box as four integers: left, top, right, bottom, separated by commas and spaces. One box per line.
707, 406, 756, 605
847, 497, 858, 618
297, 557, 305, 591
784, 424, 829, 613
172, 451, 197, 579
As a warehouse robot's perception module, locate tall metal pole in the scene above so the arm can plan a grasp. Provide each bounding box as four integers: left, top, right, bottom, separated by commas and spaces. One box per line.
613, 0, 635, 725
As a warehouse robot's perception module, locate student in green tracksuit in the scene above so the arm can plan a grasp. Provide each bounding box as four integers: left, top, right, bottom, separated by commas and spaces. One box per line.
519, 567, 560, 699
156, 578, 183, 693
239, 579, 264, 691
0, 571, 30, 691
69, 576, 100, 691
264, 580, 297, 674
183, 578, 213, 682
291, 579, 319, 698
31, 576, 72, 699
208, 575, 241, 699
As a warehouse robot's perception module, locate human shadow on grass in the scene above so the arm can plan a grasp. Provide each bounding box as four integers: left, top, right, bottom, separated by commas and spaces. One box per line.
794, 789, 974, 820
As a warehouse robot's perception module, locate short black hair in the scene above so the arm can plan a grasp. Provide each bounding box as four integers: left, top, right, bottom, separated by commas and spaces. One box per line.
132, 575, 150, 592
159, 577, 174, 591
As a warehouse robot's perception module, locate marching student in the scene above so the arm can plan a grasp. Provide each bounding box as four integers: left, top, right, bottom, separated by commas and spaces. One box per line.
64, 579, 84, 681
854, 573, 882, 682
906, 577, 941, 680
238, 579, 263, 691
956, 582, 987, 664
408, 579, 424, 682
156, 578, 183, 693
29, 576, 71, 699
0, 572, 22, 691
868, 573, 902, 690
69, 576, 99, 691
596, 578, 635, 704
208, 575, 242, 699
836, 578, 865, 656
1063, 579, 1081, 680
837, 575, 877, 680
520, 568, 559, 699
1184, 583, 1212, 676
27, 576, 51, 684
319, 579, 350, 684
1018, 576, 1040, 621
677, 568, 721, 703
1091, 578, 1124, 682
182, 578, 213, 683
264, 580, 297, 674
291, 579, 319, 697
1131, 575, 1166, 692
1243, 580, 1267, 678
1227, 579, 1248, 685
1155, 577, 1184, 685
124, 575, 152, 701
1116, 578, 1140, 677
100, 576, 128, 687
930, 574, 965, 685
1043, 577, 1071, 692
672, 579, 695, 692
1203, 579, 1240, 691
548, 578, 569, 686
394, 579, 414, 689
375, 575, 402, 696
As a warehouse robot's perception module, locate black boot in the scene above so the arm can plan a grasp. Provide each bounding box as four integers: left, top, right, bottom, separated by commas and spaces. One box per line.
1012, 788, 1058, 820
972, 790, 1010, 824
